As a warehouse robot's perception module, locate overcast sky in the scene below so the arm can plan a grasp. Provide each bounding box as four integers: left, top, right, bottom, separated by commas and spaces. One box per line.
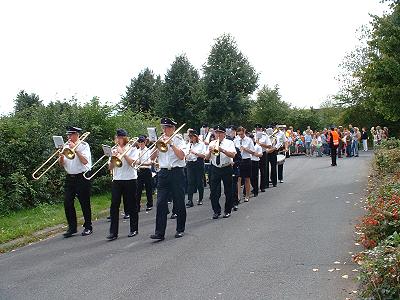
0, 0, 389, 114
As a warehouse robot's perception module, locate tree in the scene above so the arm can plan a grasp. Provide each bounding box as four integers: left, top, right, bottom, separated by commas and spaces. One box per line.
358, 2, 400, 121
251, 85, 290, 126
14, 90, 42, 113
203, 34, 258, 125
155, 54, 203, 128
121, 68, 162, 113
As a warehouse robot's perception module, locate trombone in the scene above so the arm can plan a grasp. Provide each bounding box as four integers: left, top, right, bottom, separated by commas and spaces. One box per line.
110, 137, 138, 168
134, 123, 186, 169
83, 144, 116, 180
32, 132, 91, 180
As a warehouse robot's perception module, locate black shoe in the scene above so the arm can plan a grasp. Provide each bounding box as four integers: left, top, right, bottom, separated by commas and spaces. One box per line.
197, 200, 203, 205
223, 213, 231, 218
150, 234, 165, 240
279, 180, 283, 183
145, 207, 153, 211
123, 214, 130, 219
63, 229, 77, 238
233, 205, 238, 211
106, 234, 118, 241
128, 231, 138, 237
81, 228, 92, 236
273, 185, 277, 187
170, 213, 177, 219
212, 213, 220, 219
260, 189, 265, 192
186, 201, 194, 208
175, 232, 184, 238
106, 216, 111, 220
253, 193, 258, 197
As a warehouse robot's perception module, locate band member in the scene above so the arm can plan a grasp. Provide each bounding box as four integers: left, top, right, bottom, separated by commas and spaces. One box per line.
136, 135, 153, 212
185, 130, 206, 207
150, 118, 186, 240
250, 134, 263, 197
58, 126, 92, 238
206, 125, 236, 219
266, 124, 279, 187
255, 124, 270, 192
277, 125, 288, 183
107, 129, 139, 240
235, 127, 255, 202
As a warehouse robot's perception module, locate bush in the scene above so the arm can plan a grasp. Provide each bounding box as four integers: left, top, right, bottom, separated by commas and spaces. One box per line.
0, 98, 159, 215
355, 232, 400, 300
374, 139, 400, 174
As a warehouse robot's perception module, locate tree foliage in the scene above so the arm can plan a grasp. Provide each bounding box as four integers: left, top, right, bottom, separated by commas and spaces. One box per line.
14, 90, 42, 113
203, 34, 258, 125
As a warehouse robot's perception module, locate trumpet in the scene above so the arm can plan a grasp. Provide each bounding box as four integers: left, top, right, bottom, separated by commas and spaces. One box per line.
212, 138, 220, 156
32, 132, 90, 180
134, 123, 186, 169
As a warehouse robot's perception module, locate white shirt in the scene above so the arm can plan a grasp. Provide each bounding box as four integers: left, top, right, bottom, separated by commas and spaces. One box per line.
256, 132, 272, 152
112, 147, 139, 180
186, 141, 206, 162
209, 138, 236, 167
63, 142, 92, 175
275, 130, 286, 150
251, 143, 263, 161
158, 135, 186, 169
137, 146, 151, 169
234, 136, 255, 159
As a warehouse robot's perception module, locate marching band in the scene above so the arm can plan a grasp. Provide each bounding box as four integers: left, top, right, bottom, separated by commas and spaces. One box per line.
33, 119, 289, 241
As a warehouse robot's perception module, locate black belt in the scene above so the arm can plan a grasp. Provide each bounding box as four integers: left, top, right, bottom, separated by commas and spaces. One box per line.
66, 172, 84, 178
160, 166, 183, 171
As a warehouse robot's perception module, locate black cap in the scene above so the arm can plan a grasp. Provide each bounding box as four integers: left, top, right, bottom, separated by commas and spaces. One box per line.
160, 117, 177, 127
228, 125, 237, 131
138, 135, 146, 143
213, 125, 226, 133
254, 124, 263, 129
189, 129, 198, 136
266, 124, 272, 129
202, 124, 208, 128
66, 126, 82, 134
116, 128, 128, 137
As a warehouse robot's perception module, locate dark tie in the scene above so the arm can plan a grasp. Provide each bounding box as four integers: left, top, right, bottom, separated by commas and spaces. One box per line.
216, 150, 220, 165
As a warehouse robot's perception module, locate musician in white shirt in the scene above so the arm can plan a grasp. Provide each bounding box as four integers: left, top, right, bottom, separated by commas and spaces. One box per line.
136, 136, 153, 212
58, 126, 93, 238
235, 127, 255, 202
185, 130, 206, 207
107, 129, 139, 240
250, 134, 263, 197
206, 125, 236, 219
255, 124, 271, 192
150, 118, 186, 240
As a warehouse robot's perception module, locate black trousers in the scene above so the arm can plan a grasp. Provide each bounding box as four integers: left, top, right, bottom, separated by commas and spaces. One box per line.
251, 160, 259, 195
278, 164, 283, 181
267, 151, 278, 186
136, 168, 153, 208
155, 168, 186, 236
232, 175, 239, 206
331, 146, 337, 166
259, 152, 267, 190
187, 159, 205, 202
110, 179, 138, 235
64, 173, 92, 231
210, 165, 233, 214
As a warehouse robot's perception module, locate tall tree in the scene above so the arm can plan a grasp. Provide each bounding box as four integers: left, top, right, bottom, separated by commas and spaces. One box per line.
251, 85, 290, 126
203, 34, 258, 125
359, 2, 400, 121
14, 90, 42, 113
121, 68, 162, 113
155, 54, 203, 127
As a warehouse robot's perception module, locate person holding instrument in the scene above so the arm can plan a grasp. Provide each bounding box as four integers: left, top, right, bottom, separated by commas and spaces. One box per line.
150, 118, 186, 241
58, 126, 93, 238
107, 129, 139, 241
136, 135, 154, 212
206, 125, 236, 219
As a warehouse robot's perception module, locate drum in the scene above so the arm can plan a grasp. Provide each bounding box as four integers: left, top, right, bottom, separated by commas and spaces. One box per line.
277, 154, 285, 165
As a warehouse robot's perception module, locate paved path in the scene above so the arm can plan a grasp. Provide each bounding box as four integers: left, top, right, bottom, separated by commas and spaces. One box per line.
0, 152, 372, 300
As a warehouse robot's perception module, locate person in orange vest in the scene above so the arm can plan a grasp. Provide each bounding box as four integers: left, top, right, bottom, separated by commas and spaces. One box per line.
329, 127, 339, 166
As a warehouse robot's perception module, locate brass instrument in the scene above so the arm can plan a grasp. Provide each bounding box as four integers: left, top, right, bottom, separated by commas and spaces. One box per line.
32, 132, 90, 180
134, 123, 186, 169
267, 129, 279, 154
110, 137, 138, 168
83, 144, 116, 180
212, 138, 220, 156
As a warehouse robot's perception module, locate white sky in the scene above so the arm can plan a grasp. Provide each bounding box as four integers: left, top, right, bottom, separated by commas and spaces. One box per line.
0, 0, 389, 114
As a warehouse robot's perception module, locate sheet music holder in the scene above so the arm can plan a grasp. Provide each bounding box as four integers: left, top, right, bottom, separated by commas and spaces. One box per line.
147, 127, 157, 142
102, 145, 112, 157
52, 136, 65, 149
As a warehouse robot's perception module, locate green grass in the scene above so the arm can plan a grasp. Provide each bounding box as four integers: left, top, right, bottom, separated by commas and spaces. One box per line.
0, 193, 112, 251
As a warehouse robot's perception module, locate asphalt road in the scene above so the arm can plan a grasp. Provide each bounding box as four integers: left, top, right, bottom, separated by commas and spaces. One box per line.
0, 152, 372, 300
